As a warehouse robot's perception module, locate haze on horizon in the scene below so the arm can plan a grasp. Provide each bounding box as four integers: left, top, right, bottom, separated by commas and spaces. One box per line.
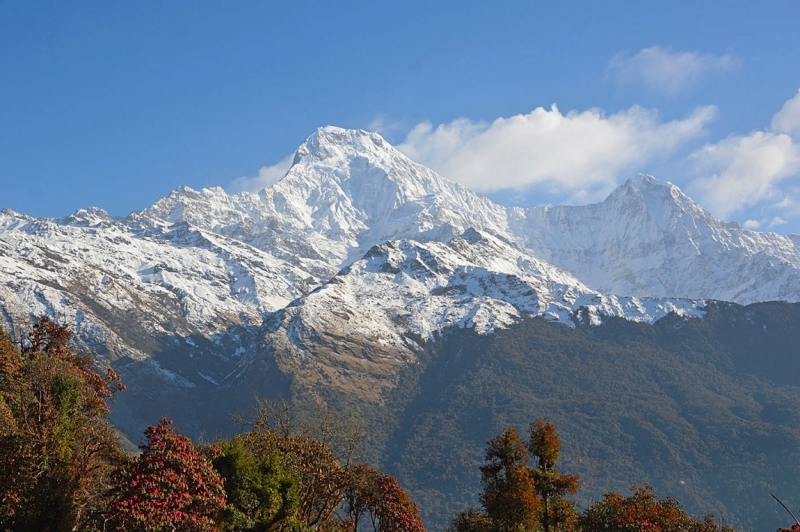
1, 1, 799, 233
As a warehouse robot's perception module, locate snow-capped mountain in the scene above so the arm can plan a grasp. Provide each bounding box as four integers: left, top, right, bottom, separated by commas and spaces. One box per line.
131, 126, 800, 306
507, 175, 800, 304
2, 125, 800, 434
136, 127, 511, 277
258, 228, 704, 401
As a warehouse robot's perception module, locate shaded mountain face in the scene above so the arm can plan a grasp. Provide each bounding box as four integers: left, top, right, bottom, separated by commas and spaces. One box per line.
2, 126, 800, 526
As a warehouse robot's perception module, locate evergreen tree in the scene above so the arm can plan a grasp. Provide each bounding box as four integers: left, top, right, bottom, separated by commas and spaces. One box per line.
209, 436, 302, 531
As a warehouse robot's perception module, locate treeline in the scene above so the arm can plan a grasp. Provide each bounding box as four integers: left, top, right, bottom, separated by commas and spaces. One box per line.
0, 318, 422, 532
0, 318, 789, 531
450, 420, 736, 532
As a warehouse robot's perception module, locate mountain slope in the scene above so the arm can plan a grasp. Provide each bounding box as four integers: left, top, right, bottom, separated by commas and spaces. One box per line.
249, 228, 703, 402
381, 302, 800, 532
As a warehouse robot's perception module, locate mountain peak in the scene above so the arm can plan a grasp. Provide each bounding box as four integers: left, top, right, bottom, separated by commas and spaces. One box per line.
603, 173, 707, 222
292, 126, 393, 165
281, 125, 475, 212
615, 174, 680, 198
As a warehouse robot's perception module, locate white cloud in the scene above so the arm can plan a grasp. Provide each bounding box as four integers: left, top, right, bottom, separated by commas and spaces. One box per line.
367, 115, 406, 137
770, 216, 788, 227
743, 217, 788, 230
227, 154, 294, 193
397, 104, 716, 202
743, 219, 761, 229
606, 46, 739, 95
397, 117, 487, 172
687, 132, 800, 218
773, 194, 800, 217
771, 89, 800, 135
686, 90, 800, 219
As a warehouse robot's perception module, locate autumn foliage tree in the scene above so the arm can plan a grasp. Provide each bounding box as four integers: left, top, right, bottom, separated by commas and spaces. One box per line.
578, 484, 735, 532
108, 418, 226, 532
528, 419, 580, 532
340, 462, 424, 532
0, 317, 125, 531
479, 426, 540, 532
452, 421, 734, 532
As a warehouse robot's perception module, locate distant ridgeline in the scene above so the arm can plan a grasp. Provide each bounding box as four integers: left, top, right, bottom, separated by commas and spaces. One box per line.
312, 300, 800, 532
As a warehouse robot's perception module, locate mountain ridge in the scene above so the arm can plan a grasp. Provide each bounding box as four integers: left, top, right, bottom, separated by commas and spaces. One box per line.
1, 124, 800, 436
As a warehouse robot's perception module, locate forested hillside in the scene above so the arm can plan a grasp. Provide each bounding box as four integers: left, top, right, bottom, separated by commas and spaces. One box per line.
365, 302, 800, 531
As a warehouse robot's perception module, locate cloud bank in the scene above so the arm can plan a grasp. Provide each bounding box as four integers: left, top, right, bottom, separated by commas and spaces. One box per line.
398, 104, 716, 203
687, 90, 800, 219
606, 46, 739, 95
398, 88, 800, 227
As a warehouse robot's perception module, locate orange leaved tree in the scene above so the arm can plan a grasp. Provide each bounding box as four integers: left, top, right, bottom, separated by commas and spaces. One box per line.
578, 484, 735, 532
528, 419, 580, 532
479, 426, 540, 532
0, 317, 125, 531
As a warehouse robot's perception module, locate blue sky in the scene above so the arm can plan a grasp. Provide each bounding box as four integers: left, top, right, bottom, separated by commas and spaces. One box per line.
2, 1, 799, 232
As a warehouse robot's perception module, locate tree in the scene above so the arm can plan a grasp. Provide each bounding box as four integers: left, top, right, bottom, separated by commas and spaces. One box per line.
241, 397, 368, 530
248, 396, 365, 468
451, 421, 735, 532
340, 462, 424, 532
108, 418, 226, 532
578, 484, 735, 532
0, 317, 125, 531
478, 427, 540, 532
235, 397, 419, 532
373, 474, 425, 532
528, 419, 580, 532
447, 507, 491, 532
209, 436, 302, 531
241, 429, 345, 530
